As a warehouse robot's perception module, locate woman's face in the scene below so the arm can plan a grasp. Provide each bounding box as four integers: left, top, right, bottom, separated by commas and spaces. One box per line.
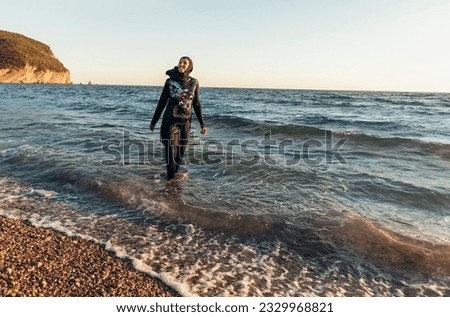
177, 58, 190, 74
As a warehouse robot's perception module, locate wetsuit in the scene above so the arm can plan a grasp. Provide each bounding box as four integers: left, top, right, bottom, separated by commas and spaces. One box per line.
150, 67, 205, 180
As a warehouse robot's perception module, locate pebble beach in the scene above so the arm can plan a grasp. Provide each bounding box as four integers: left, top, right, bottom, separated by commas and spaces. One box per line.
0, 216, 179, 297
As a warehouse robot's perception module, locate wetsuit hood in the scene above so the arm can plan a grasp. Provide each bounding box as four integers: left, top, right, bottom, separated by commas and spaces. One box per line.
166, 67, 190, 82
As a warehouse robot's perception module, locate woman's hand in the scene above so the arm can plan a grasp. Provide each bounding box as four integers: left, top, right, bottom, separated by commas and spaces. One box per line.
149, 124, 155, 131
201, 127, 208, 135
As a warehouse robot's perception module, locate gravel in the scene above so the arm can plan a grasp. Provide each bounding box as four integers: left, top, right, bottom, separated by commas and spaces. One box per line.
0, 216, 179, 297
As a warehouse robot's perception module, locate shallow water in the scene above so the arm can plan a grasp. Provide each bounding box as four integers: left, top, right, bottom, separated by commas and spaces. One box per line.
0, 84, 449, 296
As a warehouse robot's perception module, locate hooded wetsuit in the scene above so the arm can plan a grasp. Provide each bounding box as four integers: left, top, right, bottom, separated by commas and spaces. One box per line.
150, 63, 205, 180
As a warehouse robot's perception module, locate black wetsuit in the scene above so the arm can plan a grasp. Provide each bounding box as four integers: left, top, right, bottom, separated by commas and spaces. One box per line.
150, 67, 206, 180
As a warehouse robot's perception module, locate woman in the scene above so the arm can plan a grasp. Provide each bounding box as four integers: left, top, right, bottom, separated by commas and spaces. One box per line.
149, 56, 207, 180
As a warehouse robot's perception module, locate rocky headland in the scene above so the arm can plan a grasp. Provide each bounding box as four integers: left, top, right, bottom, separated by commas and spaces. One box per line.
0, 30, 71, 84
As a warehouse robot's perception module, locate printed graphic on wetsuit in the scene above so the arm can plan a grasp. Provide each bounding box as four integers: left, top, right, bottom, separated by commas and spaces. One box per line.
169, 80, 194, 120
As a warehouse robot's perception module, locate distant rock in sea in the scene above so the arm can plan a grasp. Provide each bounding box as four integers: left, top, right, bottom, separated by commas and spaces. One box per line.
0, 30, 71, 84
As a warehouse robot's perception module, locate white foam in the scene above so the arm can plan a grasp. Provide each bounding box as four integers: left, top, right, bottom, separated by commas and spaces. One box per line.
0, 195, 22, 202
103, 240, 195, 296
28, 217, 97, 243
33, 189, 58, 198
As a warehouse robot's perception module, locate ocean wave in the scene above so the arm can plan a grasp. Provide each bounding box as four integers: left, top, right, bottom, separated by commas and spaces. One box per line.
43, 166, 450, 277
328, 214, 450, 277
207, 115, 326, 137
1, 176, 449, 296
206, 115, 450, 158
299, 115, 398, 129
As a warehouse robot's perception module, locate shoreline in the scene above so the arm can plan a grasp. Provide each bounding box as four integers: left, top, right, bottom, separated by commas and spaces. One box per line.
0, 216, 179, 297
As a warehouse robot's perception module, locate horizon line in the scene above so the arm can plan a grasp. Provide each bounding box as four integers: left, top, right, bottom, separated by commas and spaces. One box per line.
1, 82, 449, 94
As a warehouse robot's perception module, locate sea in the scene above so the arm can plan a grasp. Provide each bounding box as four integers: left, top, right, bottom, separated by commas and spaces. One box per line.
0, 83, 449, 296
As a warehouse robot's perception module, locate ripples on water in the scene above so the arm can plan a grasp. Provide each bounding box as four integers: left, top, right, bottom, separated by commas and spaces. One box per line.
0, 84, 449, 296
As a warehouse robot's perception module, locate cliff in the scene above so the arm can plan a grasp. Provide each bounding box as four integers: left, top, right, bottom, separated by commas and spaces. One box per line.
0, 30, 71, 84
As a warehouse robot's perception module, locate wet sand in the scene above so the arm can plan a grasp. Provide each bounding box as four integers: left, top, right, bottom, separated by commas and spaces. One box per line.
0, 216, 179, 296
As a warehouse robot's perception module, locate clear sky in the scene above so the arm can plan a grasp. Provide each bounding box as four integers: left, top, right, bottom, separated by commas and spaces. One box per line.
2, 0, 450, 92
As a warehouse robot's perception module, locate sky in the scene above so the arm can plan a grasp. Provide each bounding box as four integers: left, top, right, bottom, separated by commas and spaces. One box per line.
2, 0, 450, 92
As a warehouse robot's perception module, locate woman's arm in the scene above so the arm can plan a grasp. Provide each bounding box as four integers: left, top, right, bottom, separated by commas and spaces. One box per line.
150, 80, 170, 129
193, 81, 207, 134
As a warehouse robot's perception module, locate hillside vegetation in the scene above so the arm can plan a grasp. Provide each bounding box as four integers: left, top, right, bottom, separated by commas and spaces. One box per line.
0, 30, 68, 73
